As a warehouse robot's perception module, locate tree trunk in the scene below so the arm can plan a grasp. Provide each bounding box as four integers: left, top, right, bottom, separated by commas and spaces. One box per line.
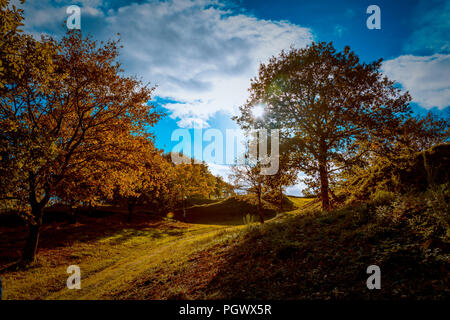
69, 205, 77, 224
22, 207, 44, 264
279, 185, 283, 211
182, 197, 186, 222
88, 201, 94, 216
257, 189, 264, 224
329, 188, 338, 208
127, 201, 134, 222
318, 161, 330, 211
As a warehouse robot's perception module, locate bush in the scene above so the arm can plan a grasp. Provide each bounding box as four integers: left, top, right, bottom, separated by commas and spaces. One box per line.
371, 189, 395, 206
339, 143, 450, 203
370, 184, 449, 243
408, 184, 450, 242
243, 213, 257, 225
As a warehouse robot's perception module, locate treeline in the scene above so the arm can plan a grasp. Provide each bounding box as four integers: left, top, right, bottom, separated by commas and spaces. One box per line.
0, 2, 232, 264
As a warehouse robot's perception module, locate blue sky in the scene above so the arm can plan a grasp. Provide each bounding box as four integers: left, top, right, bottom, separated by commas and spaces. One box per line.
15, 0, 450, 194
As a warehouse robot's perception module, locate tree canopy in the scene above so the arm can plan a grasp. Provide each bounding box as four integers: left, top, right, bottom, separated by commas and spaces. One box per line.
235, 42, 414, 210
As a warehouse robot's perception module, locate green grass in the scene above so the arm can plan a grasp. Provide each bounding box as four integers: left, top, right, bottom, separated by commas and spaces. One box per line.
177, 194, 281, 225
168, 195, 448, 300
4, 193, 447, 300
287, 196, 320, 211
0, 216, 228, 299
0, 196, 304, 300
101, 195, 449, 300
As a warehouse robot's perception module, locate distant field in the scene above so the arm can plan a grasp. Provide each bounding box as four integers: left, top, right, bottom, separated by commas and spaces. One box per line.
180, 195, 281, 225
287, 197, 319, 210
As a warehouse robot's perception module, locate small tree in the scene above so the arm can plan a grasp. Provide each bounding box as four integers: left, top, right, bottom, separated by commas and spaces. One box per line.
171, 162, 214, 219
109, 139, 169, 222
264, 160, 298, 210
230, 157, 267, 224
214, 176, 235, 199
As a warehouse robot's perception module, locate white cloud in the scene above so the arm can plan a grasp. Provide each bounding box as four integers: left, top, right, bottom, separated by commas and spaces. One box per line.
382, 54, 450, 109
176, 117, 210, 129
12, 0, 104, 31
207, 163, 233, 182
107, 0, 313, 127
16, 0, 313, 128
285, 183, 305, 197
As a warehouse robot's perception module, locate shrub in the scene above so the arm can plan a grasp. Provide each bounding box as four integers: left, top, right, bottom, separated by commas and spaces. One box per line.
243, 213, 256, 225
166, 212, 175, 219
408, 184, 450, 242
371, 189, 395, 206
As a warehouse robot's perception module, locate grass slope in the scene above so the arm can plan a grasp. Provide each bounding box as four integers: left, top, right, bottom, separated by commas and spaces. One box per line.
116, 196, 449, 300
175, 195, 280, 225
1, 194, 447, 300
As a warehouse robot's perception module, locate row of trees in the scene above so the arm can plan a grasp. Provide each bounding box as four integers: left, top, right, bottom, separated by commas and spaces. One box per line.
234, 42, 448, 211
0, 2, 233, 263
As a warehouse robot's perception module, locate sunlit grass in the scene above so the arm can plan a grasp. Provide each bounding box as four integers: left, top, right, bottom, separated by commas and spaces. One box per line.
0, 212, 239, 299
0, 197, 312, 300
287, 197, 317, 214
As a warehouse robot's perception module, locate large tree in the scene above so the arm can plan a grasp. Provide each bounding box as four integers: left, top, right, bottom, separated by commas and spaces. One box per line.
235, 42, 411, 210
0, 0, 56, 201
0, 29, 160, 263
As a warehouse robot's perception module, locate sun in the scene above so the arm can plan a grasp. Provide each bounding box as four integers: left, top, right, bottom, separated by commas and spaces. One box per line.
252, 104, 265, 118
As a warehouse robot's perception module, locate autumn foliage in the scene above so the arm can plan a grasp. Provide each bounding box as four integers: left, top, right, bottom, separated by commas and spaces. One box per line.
0, 1, 448, 288
235, 42, 448, 211
0, 2, 230, 263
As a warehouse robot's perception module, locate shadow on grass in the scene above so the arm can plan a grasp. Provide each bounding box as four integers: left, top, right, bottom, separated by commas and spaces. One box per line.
0, 206, 187, 268
96, 226, 185, 245
199, 206, 449, 300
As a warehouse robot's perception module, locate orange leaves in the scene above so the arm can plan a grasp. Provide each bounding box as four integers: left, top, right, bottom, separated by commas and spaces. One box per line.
0, 26, 162, 214
171, 162, 215, 200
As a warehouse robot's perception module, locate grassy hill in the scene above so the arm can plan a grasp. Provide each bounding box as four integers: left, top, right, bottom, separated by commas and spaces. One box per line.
0, 189, 448, 300
118, 192, 448, 300
174, 195, 282, 225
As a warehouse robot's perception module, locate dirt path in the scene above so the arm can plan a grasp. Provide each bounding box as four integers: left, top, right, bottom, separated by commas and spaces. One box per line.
47, 224, 229, 299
